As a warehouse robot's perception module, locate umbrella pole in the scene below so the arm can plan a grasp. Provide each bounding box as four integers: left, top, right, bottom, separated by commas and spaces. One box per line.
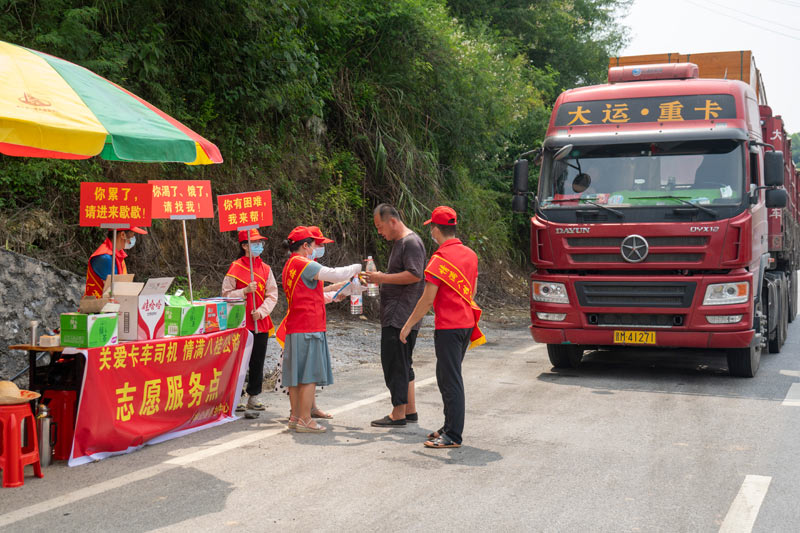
110, 229, 117, 299
182, 220, 194, 303
247, 233, 259, 334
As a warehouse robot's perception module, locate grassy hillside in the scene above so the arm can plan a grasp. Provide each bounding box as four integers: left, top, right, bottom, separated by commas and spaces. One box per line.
0, 0, 629, 303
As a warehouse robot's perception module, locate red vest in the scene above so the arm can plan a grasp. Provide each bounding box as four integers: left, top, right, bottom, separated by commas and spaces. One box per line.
275, 254, 326, 347
225, 256, 275, 334
424, 238, 485, 349
84, 239, 128, 298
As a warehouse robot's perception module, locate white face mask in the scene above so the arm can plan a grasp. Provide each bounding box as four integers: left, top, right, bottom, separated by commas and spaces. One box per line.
313, 246, 325, 259
124, 235, 136, 250
250, 242, 264, 256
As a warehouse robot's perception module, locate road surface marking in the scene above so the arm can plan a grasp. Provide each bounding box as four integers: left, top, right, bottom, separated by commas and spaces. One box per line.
778, 370, 800, 378
512, 344, 543, 355
781, 383, 800, 406
718, 475, 771, 533
0, 376, 438, 528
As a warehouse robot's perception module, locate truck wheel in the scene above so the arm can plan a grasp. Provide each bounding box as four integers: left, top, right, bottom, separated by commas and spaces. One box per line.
727, 345, 760, 377
781, 275, 789, 346
547, 344, 584, 369
790, 270, 798, 323
768, 278, 784, 353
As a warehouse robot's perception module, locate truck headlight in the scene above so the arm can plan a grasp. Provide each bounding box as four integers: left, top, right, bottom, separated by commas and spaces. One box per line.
703, 282, 749, 305
536, 312, 567, 321
532, 281, 569, 304
706, 315, 743, 324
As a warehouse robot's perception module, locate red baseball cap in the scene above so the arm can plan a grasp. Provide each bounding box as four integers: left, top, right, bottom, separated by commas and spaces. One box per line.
130, 226, 148, 235
423, 206, 457, 226
238, 228, 267, 243
308, 225, 334, 244
287, 226, 314, 243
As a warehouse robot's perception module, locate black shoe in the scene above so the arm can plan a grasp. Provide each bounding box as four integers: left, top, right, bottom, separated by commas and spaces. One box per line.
405, 412, 418, 423
371, 415, 407, 427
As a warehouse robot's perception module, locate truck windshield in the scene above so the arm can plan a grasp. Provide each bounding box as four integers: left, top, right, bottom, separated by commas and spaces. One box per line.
539, 140, 744, 210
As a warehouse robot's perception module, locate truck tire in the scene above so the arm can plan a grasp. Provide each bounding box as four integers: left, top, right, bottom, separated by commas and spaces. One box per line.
768, 274, 787, 353
547, 344, 584, 369
727, 345, 760, 378
768, 276, 784, 353
790, 269, 798, 323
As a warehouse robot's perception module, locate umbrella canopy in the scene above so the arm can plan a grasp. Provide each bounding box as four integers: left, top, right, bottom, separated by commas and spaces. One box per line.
0, 40, 222, 165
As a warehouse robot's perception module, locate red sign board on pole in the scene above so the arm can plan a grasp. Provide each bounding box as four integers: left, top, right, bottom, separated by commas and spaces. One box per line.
149, 180, 213, 219
217, 190, 272, 232
80, 182, 152, 228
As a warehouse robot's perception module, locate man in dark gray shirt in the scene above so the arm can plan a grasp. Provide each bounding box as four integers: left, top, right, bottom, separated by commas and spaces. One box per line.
364, 204, 426, 427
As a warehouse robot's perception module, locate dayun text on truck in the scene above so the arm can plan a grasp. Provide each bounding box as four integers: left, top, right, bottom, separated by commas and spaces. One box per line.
512, 51, 799, 377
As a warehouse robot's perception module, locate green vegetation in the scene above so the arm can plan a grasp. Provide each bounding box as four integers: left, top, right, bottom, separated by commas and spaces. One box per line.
0, 0, 629, 298
791, 133, 800, 166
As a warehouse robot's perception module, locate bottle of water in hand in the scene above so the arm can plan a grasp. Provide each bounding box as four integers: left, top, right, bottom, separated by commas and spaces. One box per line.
366, 256, 379, 297
350, 277, 363, 315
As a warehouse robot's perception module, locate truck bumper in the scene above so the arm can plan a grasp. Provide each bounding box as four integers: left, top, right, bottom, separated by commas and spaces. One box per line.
530, 326, 755, 349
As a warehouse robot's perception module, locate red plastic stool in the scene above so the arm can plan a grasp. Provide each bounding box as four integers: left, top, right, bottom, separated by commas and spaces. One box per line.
42, 390, 77, 461
0, 403, 43, 488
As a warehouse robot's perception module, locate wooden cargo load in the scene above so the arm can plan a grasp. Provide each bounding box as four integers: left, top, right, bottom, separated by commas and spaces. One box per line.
609, 51, 765, 104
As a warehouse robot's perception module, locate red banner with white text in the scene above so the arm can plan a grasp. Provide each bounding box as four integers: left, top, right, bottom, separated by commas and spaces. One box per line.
66, 328, 252, 466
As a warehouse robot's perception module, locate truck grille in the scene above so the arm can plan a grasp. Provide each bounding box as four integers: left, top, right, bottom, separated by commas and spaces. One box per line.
566, 236, 707, 264
574, 281, 696, 308
571, 253, 702, 263
589, 313, 685, 328
566, 237, 708, 247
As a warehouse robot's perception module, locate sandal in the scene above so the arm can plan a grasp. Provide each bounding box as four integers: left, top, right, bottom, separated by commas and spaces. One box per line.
287, 415, 298, 429
427, 427, 445, 439
295, 417, 326, 433
311, 407, 333, 419
424, 435, 461, 449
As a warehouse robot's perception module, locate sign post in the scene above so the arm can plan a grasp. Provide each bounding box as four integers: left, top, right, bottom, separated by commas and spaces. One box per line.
217, 190, 273, 335
80, 182, 153, 298
149, 180, 214, 303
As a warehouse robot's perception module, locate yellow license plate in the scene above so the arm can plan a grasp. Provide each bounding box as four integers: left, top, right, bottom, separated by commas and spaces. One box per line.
613, 330, 656, 344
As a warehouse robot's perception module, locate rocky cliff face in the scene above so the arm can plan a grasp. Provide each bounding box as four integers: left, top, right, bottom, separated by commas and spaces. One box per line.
0, 249, 83, 385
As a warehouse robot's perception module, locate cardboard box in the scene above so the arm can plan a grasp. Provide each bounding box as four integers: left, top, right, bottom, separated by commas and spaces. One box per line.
226, 301, 246, 329
202, 301, 227, 333
60, 313, 118, 348
116, 277, 174, 341
164, 294, 205, 337
78, 274, 134, 314
203, 298, 246, 330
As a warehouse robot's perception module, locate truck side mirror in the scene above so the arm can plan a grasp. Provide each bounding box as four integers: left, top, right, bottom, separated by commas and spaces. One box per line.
764, 151, 784, 187
512, 159, 529, 213
765, 188, 787, 208
513, 159, 529, 194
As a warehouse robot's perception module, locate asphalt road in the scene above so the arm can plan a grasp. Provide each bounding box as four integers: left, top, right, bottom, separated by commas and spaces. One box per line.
2, 318, 800, 532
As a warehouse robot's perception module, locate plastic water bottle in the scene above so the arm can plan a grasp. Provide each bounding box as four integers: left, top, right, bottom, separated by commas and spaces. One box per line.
366, 256, 379, 297
350, 278, 363, 315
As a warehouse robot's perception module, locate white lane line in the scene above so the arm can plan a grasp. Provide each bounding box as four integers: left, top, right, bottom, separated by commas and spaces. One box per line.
0, 376, 439, 528
781, 383, 800, 406
719, 475, 772, 533
512, 344, 543, 355
779, 370, 800, 378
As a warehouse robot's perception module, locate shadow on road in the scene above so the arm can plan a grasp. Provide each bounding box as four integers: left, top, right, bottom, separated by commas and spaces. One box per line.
535, 347, 797, 401
10, 466, 232, 532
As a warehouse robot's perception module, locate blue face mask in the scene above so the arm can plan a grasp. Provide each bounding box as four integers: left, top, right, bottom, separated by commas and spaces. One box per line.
124, 235, 136, 250
250, 242, 264, 256
313, 246, 325, 259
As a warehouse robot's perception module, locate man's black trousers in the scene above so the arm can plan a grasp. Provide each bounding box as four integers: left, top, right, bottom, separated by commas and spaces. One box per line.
381, 326, 418, 407
434, 327, 472, 445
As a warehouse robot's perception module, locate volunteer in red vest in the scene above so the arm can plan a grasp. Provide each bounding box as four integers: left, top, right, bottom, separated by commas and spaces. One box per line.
400, 206, 485, 448
276, 226, 361, 433
222, 228, 278, 413
84, 227, 147, 298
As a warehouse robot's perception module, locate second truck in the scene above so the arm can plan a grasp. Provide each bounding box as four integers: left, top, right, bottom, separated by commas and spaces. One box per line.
512, 51, 799, 377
